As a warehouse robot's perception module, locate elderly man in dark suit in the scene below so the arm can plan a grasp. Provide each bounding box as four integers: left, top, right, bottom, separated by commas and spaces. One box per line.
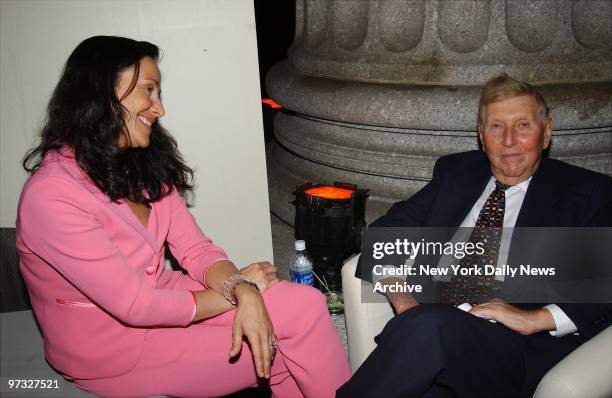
338, 74, 612, 398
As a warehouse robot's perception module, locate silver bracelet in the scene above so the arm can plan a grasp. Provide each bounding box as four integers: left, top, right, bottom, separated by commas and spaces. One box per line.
223, 273, 259, 305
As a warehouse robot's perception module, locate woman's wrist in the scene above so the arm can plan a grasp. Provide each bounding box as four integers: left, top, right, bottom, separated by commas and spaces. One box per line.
234, 282, 260, 303
223, 273, 260, 305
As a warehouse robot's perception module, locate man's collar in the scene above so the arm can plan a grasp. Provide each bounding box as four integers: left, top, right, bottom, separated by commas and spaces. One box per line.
514, 177, 532, 192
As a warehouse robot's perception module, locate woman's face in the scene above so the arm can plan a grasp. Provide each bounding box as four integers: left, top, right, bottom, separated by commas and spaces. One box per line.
116, 56, 165, 148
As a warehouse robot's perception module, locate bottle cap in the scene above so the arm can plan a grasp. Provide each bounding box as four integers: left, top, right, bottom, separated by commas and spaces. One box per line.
295, 240, 306, 251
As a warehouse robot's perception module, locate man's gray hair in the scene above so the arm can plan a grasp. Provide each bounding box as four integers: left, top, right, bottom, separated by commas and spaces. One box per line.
478, 74, 550, 131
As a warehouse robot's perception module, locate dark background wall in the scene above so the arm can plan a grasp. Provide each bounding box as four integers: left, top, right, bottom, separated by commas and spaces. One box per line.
254, 0, 295, 142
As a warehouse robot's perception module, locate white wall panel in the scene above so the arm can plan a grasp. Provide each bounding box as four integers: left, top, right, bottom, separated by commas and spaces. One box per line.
0, 0, 273, 266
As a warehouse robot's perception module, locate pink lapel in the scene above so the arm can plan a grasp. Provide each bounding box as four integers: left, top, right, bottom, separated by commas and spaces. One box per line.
52, 147, 160, 254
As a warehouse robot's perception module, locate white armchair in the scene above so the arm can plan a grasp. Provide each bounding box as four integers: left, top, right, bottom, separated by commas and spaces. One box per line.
342, 254, 612, 398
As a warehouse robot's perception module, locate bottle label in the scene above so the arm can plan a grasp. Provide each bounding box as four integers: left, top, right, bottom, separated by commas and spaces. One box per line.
291, 270, 314, 286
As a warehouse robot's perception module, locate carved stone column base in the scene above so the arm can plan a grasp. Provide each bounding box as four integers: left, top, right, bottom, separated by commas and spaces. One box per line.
267, 62, 611, 225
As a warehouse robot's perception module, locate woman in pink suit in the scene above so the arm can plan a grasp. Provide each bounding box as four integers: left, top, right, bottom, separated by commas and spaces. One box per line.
16, 36, 350, 397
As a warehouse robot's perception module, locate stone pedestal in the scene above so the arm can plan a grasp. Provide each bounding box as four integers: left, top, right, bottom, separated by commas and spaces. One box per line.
266, 0, 612, 225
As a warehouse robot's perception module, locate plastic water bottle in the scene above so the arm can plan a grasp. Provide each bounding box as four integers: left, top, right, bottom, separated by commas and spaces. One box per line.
290, 240, 314, 286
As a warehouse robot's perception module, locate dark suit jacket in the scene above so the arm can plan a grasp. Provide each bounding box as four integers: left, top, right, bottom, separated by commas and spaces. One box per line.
357, 150, 612, 339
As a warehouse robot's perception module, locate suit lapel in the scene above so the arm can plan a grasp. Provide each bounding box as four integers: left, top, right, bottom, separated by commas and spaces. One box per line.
56, 150, 160, 254
505, 158, 562, 300
515, 158, 560, 227
99, 198, 159, 254
432, 152, 491, 227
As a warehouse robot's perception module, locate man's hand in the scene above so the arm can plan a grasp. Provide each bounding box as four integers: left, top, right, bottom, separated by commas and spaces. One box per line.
240, 262, 280, 294
229, 284, 276, 379
382, 277, 419, 315
470, 300, 556, 335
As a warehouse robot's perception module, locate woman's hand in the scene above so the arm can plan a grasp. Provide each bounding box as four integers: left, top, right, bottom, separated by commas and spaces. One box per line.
240, 262, 280, 294
204, 259, 278, 377
229, 284, 276, 379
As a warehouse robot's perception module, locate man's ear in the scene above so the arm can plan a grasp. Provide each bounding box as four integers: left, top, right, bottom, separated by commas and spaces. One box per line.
542, 118, 553, 150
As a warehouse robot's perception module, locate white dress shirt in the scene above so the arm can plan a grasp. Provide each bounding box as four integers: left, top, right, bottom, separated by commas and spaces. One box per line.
373, 176, 577, 337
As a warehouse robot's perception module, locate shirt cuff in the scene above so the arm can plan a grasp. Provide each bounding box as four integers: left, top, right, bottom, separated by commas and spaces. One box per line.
188, 291, 198, 322
545, 304, 578, 337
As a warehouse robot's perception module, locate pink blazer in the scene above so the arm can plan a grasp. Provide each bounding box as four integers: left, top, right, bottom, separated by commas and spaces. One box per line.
16, 148, 228, 379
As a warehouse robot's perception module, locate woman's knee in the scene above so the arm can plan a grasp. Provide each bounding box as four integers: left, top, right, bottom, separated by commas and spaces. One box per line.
265, 281, 327, 324
284, 282, 326, 313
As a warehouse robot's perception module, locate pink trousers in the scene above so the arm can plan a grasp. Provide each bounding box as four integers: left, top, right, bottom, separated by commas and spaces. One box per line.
75, 280, 351, 397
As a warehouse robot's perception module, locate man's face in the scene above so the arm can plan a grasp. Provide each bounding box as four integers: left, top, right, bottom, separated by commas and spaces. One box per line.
479, 95, 552, 185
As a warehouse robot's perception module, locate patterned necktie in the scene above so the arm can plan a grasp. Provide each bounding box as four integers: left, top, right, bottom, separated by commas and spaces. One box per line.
442, 180, 511, 305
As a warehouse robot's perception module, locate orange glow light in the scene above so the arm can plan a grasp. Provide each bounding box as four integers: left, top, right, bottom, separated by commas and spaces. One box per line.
262, 98, 283, 109
304, 186, 355, 200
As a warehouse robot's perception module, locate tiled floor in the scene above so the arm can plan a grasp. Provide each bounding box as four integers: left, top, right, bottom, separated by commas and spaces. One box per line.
270, 214, 348, 353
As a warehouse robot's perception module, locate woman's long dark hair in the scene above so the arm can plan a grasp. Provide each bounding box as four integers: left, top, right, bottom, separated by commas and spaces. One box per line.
23, 35, 193, 204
